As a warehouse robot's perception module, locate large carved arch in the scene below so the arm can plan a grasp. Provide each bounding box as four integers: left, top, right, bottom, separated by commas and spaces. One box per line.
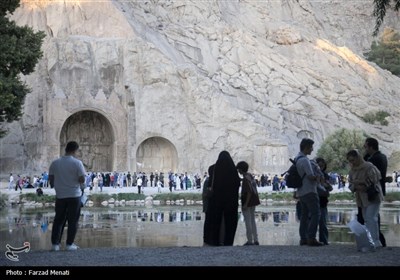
136, 137, 178, 173
60, 110, 114, 171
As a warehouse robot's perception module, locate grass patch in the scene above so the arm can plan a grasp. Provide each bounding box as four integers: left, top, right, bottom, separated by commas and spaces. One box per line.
259, 191, 356, 202
259, 192, 294, 201
152, 193, 202, 201
20, 193, 55, 204
384, 191, 400, 202
85, 193, 146, 205
330, 192, 355, 201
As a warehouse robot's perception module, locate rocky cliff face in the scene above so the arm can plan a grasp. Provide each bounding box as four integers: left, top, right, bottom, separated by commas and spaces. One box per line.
1, 0, 399, 175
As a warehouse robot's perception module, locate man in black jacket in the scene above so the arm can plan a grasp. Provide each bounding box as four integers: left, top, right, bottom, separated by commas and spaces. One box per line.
361, 137, 387, 247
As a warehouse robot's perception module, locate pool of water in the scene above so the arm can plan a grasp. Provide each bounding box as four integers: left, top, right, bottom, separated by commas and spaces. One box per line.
1, 205, 399, 251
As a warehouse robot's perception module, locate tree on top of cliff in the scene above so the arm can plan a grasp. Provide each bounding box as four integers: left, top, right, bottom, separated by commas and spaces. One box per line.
0, 0, 45, 138
373, 0, 400, 36
365, 28, 400, 76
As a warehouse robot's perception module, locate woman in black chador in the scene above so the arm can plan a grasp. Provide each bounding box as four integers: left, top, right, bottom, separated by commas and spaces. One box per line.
206, 151, 241, 246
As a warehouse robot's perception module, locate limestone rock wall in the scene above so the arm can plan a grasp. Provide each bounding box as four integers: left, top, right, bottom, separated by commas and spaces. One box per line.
1, 0, 399, 176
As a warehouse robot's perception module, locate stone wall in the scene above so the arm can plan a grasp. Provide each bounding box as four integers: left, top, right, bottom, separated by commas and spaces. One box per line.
1, 0, 399, 177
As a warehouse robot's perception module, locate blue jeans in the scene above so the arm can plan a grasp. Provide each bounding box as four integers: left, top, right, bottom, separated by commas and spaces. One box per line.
51, 197, 81, 246
361, 201, 381, 247
319, 207, 328, 244
299, 192, 320, 240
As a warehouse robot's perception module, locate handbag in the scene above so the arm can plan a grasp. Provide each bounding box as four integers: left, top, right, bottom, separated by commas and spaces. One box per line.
80, 192, 88, 207
366, 184, 379, 202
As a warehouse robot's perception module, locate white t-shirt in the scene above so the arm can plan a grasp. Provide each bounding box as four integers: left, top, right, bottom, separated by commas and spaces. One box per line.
49, 155, 86, 199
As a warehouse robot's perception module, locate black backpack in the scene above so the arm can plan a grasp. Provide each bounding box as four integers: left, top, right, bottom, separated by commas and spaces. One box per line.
284, 156, 306, 188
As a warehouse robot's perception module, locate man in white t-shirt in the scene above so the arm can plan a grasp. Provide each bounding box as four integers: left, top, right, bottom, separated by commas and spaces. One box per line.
137, 176, 143, 194
49, 141, 86, 251
9, 173, 14, 190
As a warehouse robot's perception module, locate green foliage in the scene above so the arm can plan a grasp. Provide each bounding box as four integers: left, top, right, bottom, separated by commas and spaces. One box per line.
20, 193, 55, 204
259, 192, 294, 201
373, 0, 400, 36
329, 192, 355, 201
88, 193, 111, 205
0, 0, 20, 16
88, 193, 146, 205
152, 193, 201, 201
6, 190, 400, 207
361, 110, 390, 125
0, 0, 45, 137
316, 128, 366, 173
111, 193, 146, 201
362, 112, 376, 124
0, 193, 7, 210
365, 28, 400, 76
89, 193, 200, 206
384, 190, 400, 202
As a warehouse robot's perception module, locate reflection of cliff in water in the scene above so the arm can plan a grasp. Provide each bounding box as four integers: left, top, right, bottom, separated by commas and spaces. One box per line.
0, 206, 399, 250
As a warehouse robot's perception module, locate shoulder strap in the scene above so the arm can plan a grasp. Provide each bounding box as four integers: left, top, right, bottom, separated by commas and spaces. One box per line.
295, 156, 306, 180
294, 155, 305, 163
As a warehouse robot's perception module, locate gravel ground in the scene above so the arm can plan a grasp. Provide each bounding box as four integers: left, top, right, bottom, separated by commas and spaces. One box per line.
1, 244, 399, 267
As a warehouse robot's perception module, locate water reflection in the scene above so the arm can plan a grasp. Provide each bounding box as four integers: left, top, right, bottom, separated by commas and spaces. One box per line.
1, 206, 399, 251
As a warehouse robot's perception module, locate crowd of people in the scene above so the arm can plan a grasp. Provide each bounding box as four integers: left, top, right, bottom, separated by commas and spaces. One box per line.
16, 135, 389, 252
8, 172, 49, 191
200, 137, 388, 250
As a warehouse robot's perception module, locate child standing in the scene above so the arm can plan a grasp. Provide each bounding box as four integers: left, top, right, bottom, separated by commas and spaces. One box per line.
237, 161, 261, 246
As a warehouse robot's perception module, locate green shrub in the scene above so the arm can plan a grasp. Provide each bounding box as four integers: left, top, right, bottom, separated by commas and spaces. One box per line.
0, 193, 7, 210
88, 193, 111, 205
361, 112, 376, 124
384, 191, 400, 202
112, 193, 146, 201
361, 110, 390, 126
316, 128, 366, 173
152, 193, 202, 201
259, 192, 294, 201
20, 193, 55, 204
329, 192, 355, 201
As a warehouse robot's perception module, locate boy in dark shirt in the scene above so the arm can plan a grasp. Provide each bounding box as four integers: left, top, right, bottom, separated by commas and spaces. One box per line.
237, 161, 261, 246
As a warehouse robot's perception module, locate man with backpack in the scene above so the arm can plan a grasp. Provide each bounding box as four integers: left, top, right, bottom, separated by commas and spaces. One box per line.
295, 138, 323, 246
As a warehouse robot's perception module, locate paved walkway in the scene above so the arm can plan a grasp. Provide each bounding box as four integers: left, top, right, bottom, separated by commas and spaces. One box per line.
1, 244, 400, 267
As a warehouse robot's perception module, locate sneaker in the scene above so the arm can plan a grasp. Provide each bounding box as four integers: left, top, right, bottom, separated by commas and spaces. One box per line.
66, 243, 79, 251
307, 238, 324, 246
299, 239, 308, 246
51, 244, 60, 251
254, 241, 259, 246
243, 241, 253, 246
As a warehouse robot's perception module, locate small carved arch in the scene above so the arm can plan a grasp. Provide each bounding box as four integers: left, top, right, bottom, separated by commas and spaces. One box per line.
136, 137, 178, 173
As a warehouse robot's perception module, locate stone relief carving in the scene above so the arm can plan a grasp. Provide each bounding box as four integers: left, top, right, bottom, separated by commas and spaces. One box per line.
60, 111, 113, 171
